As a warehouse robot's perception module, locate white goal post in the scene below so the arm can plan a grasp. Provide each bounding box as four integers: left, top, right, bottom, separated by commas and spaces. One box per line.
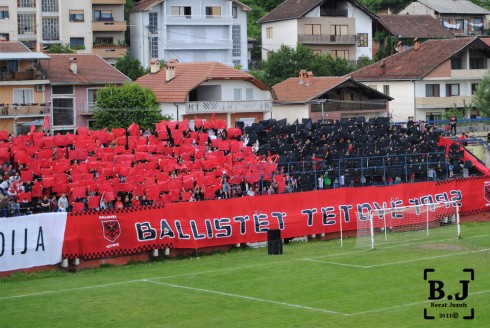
356, 201, 461, 249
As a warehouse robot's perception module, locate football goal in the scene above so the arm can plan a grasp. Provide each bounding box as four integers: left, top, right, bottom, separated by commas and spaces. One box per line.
355, 201, 461, 249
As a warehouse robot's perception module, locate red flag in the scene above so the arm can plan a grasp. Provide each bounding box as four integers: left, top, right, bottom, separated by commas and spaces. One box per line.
43, 115, 50, 131
212, 112, 215, 124
128, 123, 140, 136
30, 124, 35, 134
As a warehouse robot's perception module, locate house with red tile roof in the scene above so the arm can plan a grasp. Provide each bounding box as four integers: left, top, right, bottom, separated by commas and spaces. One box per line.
135, 60, 275, 127
40, 54, 131, 134
0, 41, 50, 134
350, 37, 490, 122
272, 71, 391, 123
399, 0, 490, 37
373, 15, 454, 58
258, 0, 377, 64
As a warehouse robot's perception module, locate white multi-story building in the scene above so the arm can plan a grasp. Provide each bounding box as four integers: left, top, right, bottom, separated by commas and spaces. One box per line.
0, 0, 127, 65
258, 0, 377, 64
129, 0, 250, 70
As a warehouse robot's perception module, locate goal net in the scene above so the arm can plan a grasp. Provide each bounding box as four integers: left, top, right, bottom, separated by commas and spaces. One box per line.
355, 201, 460, 249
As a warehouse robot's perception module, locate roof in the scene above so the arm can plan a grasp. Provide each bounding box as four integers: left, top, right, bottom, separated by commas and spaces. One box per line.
135, 61, 273, 103
413, 0, 490, 15
0, 41, 51, 60
350, 37, 489, 81
258, 0, 377, 24
130, 0, 251, 13
377, 15, 454, 39
272, 76, 391, 103
482, 38, 490, 47
40, 54, 131, 84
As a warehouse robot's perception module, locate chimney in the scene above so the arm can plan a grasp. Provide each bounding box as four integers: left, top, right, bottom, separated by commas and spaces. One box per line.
69, 58, 78, 74
414, 37, 420, 51
305, 71, 313, 86
150, 58, 160, 74
397, 41, 403, 53
166, 58, 178, 82
380, 62, 386, 75
298, 69, 307, 84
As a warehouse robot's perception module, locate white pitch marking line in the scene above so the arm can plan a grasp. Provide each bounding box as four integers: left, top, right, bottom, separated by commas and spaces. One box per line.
303, 258, 370, 268
143, 279, 348, 316
0, 280, 142, 301
347, 289, 490, 316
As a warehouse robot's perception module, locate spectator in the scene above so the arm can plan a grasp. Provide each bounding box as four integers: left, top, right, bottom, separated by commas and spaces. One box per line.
114, 197, 124, 209
58, 193, 69, 211
450, 115, 457, 135
57, 202, 67, 212
40, 195, 51, 212
50, 195, 58, 212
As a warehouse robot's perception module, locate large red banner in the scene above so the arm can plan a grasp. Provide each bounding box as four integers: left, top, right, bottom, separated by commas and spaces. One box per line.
62, 177, 490, 259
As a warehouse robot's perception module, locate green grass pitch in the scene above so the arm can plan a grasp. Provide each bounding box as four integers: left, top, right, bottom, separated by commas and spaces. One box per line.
1, 221, 489, 328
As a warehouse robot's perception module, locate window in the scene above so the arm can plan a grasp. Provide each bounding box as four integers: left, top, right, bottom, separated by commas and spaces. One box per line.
357, 33, 368, 47
87, 89, 100, 111
0, 7, 8, 19
42, 0, 58, 12
95, 36, 113, 44
232, 60, 241, 68
170, 6, 191, 17
70, 37, 84, 49
266, 27, 273, 39
331, 50, 349, 60
469, 58, 484, 69
232, 6, 237, 18
312, 50, 322, 55
425, 84, 440, 97
470, 18, 483, 32
471, 83, 479, 94
19, 0, 35, 8
331, 25, 348, 36
13, 89, 34, 104
206, 6, 221, 18
69, 10, 84, 22
42, 18, 59, 40
52, 98, 74, 126
246, 88, 253, 100
0, 33, 9, 41
451, 57, 462, 69
446, 84, 460, 96
148, 12, 157, 33
7, 60, 18, 72
52, 85, 74, 95
305, 24, 321, 35
234, 88, 241, 101
150, 36, 158, 59
232, 25, 241, 57
18, 14, 36, 34
426, 112, 442, 122
383, 85, 390, 96
94, 10, 113, 21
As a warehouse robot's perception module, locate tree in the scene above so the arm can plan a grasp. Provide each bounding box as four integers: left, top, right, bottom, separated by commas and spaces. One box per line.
92, 83, 168, 131
473, 72, 490, 117
251, 43, 353, 86
115, 53, 146, 81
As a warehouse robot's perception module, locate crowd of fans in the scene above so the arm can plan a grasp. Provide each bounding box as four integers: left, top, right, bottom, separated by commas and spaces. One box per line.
0, 116, 478, 216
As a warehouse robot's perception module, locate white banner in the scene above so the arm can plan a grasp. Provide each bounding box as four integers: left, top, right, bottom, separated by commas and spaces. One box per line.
0, 212, 68, 272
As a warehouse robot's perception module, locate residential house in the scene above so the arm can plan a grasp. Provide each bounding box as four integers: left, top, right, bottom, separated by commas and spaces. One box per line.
135, 60, 275, 127
258, 0, 378, 64
0, 0, 127, 65
350, 37, 490, 122
373, 15, 454, 58
129, 0, 251, 70
399, 0, 490, 36
272, 71, 391, 123
39, 54, 131, 134
0, 41, 50, 134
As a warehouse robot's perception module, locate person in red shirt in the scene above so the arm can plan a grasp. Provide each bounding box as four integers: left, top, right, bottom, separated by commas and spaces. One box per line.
114, 197, 124, 209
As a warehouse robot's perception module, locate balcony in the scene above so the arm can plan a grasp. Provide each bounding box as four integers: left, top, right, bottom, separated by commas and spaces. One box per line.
416, 96, 473, 109
164, 39, 232, 50
92, 45, 127, 59
0, 103, 49, 118
310, 100, 388, 112
166, 15, 233, 26
81, 102, 96, 115
0, 69, 47, 82
298, 34, 356, 45
92, 0, 125, 4
92, 20, 126, 32
186, 100, 272, 114
451, 69, 488, 80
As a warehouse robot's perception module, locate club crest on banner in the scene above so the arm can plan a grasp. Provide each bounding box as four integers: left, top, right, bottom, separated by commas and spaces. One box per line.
101, 219, 121, 243
484, 181, 490, 204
